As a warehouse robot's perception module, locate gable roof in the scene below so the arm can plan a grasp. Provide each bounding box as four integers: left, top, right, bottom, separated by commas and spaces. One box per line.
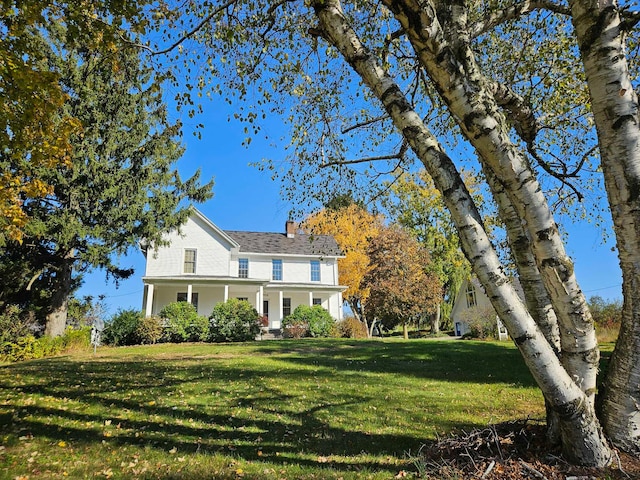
190, 208, 240, 248
224, 230, 342, 257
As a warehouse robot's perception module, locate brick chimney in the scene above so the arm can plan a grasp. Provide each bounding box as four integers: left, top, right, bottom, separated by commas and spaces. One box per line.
285, 220, 296, 238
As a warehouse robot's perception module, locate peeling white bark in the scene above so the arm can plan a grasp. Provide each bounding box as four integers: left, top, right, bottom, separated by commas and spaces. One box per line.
570, 0, 640, 453
381, 0, 600, 405
311, 0, 612, 465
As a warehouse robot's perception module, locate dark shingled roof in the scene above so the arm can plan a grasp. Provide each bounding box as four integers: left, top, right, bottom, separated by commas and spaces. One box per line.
224, 230, 342, 257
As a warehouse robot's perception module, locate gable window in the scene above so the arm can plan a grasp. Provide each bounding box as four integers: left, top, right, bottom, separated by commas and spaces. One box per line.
283, 297, 291, 317
177, 292, 199, 311
183, 249, 197, 274
272, 259, 283, 281
238, 258, 249, 278
465, 283, 477, 308
310, 260, 321, 282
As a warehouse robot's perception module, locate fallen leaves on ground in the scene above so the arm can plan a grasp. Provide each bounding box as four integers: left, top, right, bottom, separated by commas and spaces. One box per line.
411, 419, 640, 480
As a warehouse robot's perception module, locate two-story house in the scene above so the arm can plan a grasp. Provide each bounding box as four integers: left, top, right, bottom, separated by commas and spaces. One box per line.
141, 209, 346, 330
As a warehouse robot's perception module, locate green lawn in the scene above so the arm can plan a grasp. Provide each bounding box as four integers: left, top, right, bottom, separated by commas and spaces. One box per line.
0, 339, 545, 479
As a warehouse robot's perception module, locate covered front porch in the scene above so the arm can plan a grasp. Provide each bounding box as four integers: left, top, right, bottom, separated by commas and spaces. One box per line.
142, 276, 344, 330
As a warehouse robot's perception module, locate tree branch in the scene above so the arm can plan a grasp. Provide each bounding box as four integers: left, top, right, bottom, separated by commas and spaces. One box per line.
488, 80, 539, 145
321, 143, 408, 168
150, 0, 240, 55
341, 114, 389, 134
527, 143, 584, 201
620, 7, 640, 31
88, 0, 241, 55
469, 1, 570, 38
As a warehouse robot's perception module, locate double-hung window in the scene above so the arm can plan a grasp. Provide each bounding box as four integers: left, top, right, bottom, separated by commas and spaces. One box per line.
465, 283, 477, 308
238, 258, 249, 278
272, 259, 283, 281
283, 297, 291, 317
183, 249, 197, 274
310, 260, 321, 282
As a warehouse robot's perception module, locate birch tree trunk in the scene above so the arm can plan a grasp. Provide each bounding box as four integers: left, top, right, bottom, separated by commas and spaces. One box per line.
310, 0, 612, 465
382, 0, 600, 406
569, 0, 640, 453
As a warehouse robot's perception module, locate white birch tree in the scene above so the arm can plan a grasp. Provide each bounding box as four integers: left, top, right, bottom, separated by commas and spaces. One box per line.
568, 0, 640, 454
15, 0, 639, 464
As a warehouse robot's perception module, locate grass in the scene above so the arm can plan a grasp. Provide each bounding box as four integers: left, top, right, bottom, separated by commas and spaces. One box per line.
0, 339, 545, 479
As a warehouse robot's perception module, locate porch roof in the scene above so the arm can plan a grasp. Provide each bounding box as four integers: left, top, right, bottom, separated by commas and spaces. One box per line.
143, 276, 347, 291
142, 275, 270, 286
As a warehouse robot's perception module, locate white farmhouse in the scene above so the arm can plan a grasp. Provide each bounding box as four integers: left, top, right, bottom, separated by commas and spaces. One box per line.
142, 209, 346, 331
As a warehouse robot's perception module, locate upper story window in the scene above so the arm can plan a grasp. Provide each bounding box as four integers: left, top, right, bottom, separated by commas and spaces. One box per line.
466, 283, 477, 308
238, 258, 249, 278
183, 249, 196, 274
310, 260, 321, 282
272, 259, 283, 281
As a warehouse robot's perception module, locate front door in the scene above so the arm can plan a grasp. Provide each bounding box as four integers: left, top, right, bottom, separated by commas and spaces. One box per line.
263, 300, 269, 328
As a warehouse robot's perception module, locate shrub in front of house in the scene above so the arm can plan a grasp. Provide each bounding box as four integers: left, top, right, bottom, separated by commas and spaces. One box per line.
283, 305, 336, 338
159, 302, 209, 343
3, 326, 91, 362
459, 304, 497, 340
337, 316, 369, 338
102, 309, 144, 346
135, 315, 164, 344
208, 298, 261, 342
62, 326, 92, 352
282, 317, 308, 338
0, 305, 35, 356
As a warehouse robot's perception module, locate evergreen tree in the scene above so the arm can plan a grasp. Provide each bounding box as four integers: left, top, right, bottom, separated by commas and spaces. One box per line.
0, 27, 213, 336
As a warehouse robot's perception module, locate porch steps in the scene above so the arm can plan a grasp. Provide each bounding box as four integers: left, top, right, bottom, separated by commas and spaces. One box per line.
259, 329, 283, 340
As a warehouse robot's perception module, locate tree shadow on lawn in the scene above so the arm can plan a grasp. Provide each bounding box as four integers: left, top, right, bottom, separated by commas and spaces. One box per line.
253, 339, 539, 387
0, 356, 460, 475
0, 341, 545, 475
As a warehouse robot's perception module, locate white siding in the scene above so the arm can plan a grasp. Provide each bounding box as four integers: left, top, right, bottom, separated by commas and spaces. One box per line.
144, 211, 345, 328
146, 215, 233, 277
241, 257, 272, 280
451, 279, 495, 336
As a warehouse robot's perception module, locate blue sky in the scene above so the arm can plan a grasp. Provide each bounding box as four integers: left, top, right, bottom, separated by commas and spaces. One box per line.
76, 96, 624, 315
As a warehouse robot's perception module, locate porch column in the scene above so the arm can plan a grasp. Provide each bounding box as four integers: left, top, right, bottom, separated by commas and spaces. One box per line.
309, 291, 314, 306
257, 286, 264, 315
278, 290, 283, 322
338, 291, 344, 320
145, 284, 154, 317
187, 284, 193, 303
255, 289, 261, 314
224, 284, 229, 302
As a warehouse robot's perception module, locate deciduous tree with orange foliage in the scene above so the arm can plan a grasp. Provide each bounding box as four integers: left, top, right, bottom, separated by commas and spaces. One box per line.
302, 203, 383, 335
363, 225, 443, 339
